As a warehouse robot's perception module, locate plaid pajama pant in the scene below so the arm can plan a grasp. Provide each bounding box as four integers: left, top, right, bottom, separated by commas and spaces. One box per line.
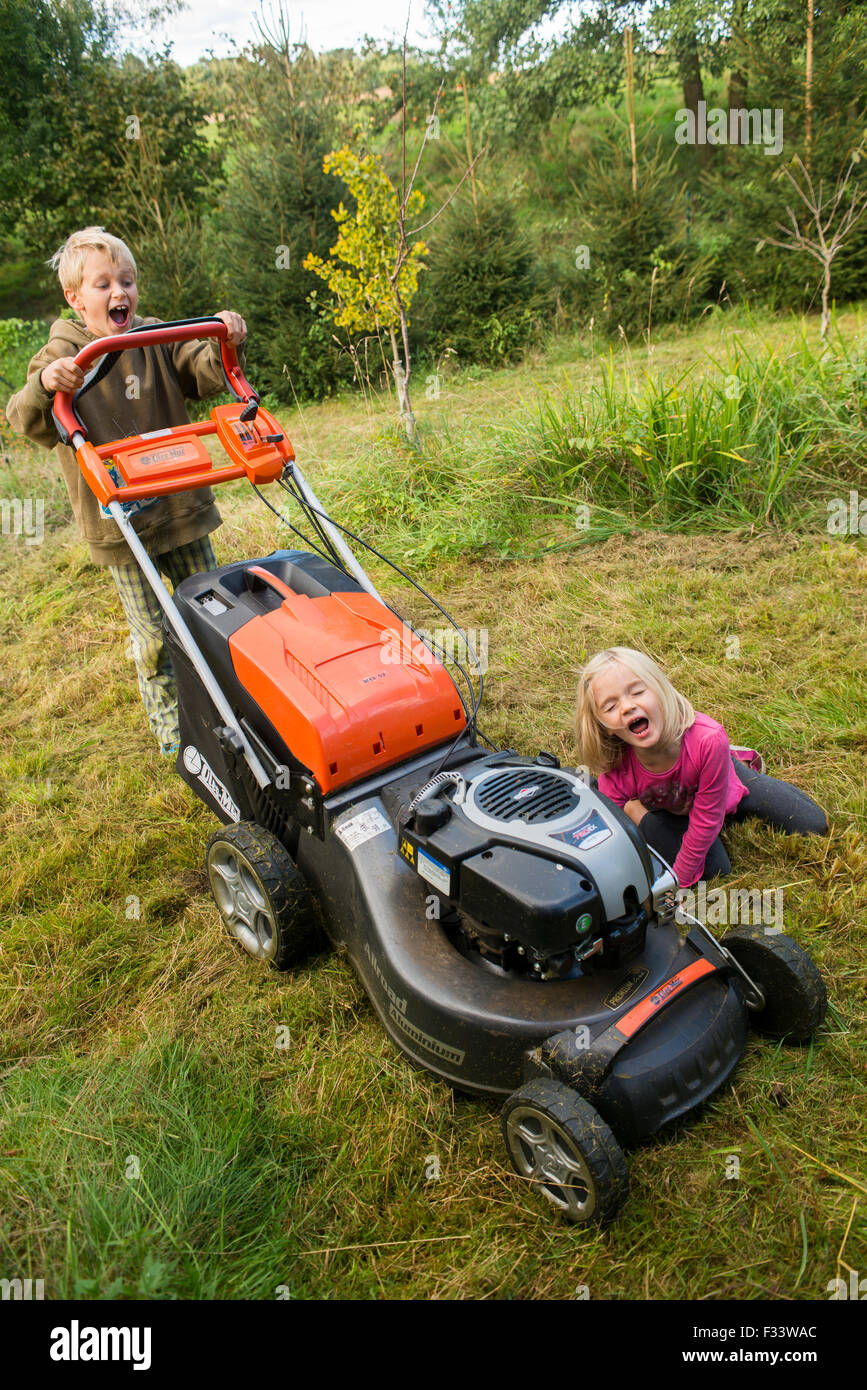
109, 535, 217, 753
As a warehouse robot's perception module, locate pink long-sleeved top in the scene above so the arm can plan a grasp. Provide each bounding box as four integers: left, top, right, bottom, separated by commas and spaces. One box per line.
597, 712, 748, 887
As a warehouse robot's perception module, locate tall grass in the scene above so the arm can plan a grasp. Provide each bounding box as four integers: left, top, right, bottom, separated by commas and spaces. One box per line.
0, 317, 49, 393
330, 325, 866, 560
0, 1038, 322, 1299
530, 331, 866, 524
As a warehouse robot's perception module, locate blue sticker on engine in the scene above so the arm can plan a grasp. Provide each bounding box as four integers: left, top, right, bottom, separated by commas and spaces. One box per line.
416, 849, 452, 895
552, 810, 612, 850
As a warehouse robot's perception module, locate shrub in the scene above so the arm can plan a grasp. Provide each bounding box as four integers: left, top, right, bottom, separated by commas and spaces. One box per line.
414, 193, 546, 366
0, 317, 49, 392
569, 123, 714, 332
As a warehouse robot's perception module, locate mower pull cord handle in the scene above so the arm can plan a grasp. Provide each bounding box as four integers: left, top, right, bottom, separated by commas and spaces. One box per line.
52, 317, 259, 445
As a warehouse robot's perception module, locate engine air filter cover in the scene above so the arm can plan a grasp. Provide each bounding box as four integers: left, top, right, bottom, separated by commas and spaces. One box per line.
473, 768, 579, 824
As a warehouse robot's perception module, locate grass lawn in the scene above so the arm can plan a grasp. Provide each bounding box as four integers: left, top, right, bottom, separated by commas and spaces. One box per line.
1, 304, 865, 1300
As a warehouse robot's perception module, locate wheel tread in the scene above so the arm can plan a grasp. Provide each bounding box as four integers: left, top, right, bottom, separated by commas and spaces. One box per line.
722, 925, 827, 1041
205, 821, 322, 970
502, 1078, 629, 1225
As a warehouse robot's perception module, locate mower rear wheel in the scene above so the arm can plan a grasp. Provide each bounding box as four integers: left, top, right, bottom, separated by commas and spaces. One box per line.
721, 925, 827, 1041
501, 1079, 629, 1225
206, 821, 319, 971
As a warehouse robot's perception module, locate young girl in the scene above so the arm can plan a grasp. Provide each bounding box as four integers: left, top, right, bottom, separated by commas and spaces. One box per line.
575, 647, 828, 888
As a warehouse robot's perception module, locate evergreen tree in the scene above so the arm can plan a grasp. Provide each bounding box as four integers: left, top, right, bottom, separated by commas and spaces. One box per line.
415, 192, 544, 363
213, 36, 355, 402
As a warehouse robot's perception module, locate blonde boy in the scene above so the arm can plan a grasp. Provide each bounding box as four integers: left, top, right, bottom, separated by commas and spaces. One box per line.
6, 226, 247, 754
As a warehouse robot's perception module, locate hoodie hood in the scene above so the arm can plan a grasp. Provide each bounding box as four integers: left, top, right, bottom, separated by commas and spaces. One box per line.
46, 313, 155, 351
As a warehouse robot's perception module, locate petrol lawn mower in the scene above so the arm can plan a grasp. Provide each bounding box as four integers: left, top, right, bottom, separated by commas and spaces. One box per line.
55, 318, 828, 1225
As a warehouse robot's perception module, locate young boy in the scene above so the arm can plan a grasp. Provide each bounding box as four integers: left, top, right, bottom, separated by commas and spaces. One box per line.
6, 226, 247, 755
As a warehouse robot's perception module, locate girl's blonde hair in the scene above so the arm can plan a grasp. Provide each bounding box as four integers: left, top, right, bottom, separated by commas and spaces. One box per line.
575, 647, 695, 774
47, 227, 136, 292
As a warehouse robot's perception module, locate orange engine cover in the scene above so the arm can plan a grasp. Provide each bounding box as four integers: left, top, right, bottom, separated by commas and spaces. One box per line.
227, 588, 466, 793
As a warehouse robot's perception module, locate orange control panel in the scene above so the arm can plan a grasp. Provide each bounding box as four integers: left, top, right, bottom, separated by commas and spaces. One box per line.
112, 433, 213, 485
86, 403, 292, 506
211, 403, 291, 482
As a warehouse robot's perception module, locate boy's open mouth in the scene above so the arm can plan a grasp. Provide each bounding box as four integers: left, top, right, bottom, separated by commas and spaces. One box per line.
109, 306, 129, 328
628, 716, 650, 737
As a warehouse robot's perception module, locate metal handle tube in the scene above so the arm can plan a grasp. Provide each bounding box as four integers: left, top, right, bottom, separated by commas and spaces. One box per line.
285, 460, 383, 602
106, 499, 271, 790
647, 840, 766, 1010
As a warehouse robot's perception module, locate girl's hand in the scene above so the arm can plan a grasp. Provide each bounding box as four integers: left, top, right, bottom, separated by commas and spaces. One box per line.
214, 311, 247, 345
623, 798, 648, 826
41, 357, 85, 394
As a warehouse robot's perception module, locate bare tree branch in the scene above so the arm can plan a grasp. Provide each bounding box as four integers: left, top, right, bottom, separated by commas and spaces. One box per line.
407, 147, 488, 237
401, 79, 446, 220
764, 150, 867, 338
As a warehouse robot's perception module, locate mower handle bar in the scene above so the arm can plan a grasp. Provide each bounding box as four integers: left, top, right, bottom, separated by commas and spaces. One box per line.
51, 316, 258, 446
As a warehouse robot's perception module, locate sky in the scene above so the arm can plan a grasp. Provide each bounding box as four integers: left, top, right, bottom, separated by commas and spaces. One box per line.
146, 1, 437, 65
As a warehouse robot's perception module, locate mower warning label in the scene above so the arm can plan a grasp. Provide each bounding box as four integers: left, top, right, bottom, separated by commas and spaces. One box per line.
334, 806, 391, 851
416, 849, 451, 896
183, 745, 240, 822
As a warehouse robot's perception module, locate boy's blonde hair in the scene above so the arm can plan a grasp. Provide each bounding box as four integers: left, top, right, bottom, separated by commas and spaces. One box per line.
575, 647, 695, 774
48, 227, 136, 292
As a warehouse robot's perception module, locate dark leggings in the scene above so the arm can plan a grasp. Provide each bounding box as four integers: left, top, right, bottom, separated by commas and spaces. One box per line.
638, 758, 828, 880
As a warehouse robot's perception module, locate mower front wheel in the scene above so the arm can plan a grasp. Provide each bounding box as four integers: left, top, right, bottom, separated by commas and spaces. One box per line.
501, 1079, 629, 1226
722, 925, 827, 1042
206, 821, 320, 971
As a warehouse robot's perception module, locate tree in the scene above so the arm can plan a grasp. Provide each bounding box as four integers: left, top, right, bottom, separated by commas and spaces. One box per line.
305, 23, 482, 436
212, 9, 358, 402
759, 148, 867, 338
0, 3, 205, 261
304, 149, 429, 436
116, 109, 219, 320
414, 191, 543, 364
426, 0, 638, 143
648, 1, 737, 173
0, 0, 112, 240
697, 0, 867, 311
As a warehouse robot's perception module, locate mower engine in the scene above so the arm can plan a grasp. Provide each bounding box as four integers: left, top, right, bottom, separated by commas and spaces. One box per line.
400, 755, 672, 980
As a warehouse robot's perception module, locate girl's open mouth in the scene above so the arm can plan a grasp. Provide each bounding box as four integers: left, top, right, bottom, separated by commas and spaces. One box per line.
109, 306, 129, 328
628, 716, 650, 737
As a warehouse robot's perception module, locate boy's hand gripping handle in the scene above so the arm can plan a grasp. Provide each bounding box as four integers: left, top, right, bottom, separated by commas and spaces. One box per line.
51, 316, 257, 446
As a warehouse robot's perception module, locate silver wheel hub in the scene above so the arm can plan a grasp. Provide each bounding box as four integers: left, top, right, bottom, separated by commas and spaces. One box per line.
208, 845, 277, 961
505, 1106, 595, 1218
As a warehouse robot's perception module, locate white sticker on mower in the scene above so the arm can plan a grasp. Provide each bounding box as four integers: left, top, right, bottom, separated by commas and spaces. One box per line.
183, 745, 240, 822
334, 806, 390, 851
416, 849, 451, 896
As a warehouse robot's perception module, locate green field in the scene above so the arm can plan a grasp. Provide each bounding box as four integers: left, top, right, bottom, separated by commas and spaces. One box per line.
1, 303, 865, 1300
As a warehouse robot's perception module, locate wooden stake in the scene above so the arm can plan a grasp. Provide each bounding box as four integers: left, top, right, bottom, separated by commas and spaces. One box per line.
624, 27, 638, 195
463, 72, 480, 229
805, 0, 814, 172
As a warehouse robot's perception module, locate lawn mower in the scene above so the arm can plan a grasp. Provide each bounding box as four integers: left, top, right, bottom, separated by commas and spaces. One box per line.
55, 318, 828, 1225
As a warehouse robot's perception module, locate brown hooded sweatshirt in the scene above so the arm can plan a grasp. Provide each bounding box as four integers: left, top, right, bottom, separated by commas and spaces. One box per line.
5, 314, 230, 566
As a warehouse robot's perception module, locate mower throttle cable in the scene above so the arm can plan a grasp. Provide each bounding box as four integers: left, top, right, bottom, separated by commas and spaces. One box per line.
647, 845, 767, 1011
258, 474, 489, 755
258, 479, 478, 732
277, 474, 350, 573
285, 483, 479, 739
288, 494, 484, 731
253, 484, 349, 576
